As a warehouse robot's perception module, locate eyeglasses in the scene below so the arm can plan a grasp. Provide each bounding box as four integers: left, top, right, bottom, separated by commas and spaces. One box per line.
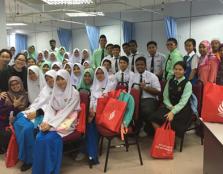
17, 58, 26, 62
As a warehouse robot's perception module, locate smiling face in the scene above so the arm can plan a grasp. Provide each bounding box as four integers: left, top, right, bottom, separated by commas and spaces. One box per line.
185, 41, 194, 54
119, 59, 128, 72
38, 53, 43, 61
64, 64, 72, 74
96, 68, 105, 81
0, 51, 11, 65
15, 55, 26, 69
45, 75, 54, 88
102, 60, 111, 72
42, 64, 50, 74
147, 44, 157, 56
136, 60, 146, 74
199, 43, 208, 57
10, 80, 22, 93
74, 50, 80, 57
84, 72, 93, 85
73, 65, 81, 76
29, 69, 38, 81
173, 64, 185, 79
50, 53, 56, 62
211, 40, 220, 53
56, 76, 67, 91
166, 41, 177, 52
27, 58, 36, 67
82, 50, 89, 59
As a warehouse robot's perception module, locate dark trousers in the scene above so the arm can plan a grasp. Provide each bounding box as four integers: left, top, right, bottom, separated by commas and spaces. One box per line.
136, 98, 158, 135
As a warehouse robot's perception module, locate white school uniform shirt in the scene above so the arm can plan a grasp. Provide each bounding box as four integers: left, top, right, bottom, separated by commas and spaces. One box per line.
115, 68, 134, 84
130, 70, 161, 99
111, 56, 120, 73
146, 52, 165, 76
128, 52, 144, 73
185, 51, 199, 69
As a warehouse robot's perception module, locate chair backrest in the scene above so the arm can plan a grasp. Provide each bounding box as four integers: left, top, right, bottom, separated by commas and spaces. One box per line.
192, 80, 203, 116
116, 82, 128, 91
130, 88, 140, 121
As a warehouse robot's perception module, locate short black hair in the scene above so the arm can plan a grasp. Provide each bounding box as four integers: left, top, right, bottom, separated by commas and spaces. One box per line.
14, 53, 26, 61
122, 42, 130, 47
102, 59, 112, 65
174, 61, 186, 70
167, 38, 178, 46
113, 44, 121, 50
135, 56, 146, 65
49, 39, 56, 43
147, 41, 157, 48
129, 40, 137, 46
27, 57, 36, 63
0, 49, 12, 58
119, 56, 129, 64
99, 35, 107, 40
106, 43, 113, 49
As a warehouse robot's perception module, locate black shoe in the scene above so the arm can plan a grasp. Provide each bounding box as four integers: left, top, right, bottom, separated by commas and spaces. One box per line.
20, 163, 32, 172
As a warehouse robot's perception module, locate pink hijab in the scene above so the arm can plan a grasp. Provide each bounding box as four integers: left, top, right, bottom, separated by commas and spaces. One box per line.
199, 40, 216, 67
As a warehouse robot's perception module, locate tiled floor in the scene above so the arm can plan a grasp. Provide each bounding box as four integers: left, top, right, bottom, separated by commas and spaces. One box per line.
0, 132, 203, 174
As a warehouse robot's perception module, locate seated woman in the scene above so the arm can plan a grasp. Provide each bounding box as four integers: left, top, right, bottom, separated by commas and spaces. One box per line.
73, 63, 83, 88
150, 61, 192, 137
78, 68, 94, 91
27, 65, 46, 104
13, 70, 56, 171
0, 76, 28, 153
51, 62, 63, 72
32, 69, 80, 174
216, 44, 223, 85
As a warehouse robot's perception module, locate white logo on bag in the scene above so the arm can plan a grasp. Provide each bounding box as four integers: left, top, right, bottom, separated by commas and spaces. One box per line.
217, 101, 223, 117
108, 111, 116, 120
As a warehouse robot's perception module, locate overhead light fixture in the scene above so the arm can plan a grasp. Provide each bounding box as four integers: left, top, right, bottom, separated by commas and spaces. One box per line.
42, 0, 93, 5
6, 23, 27, 26
66, 12, 104, 17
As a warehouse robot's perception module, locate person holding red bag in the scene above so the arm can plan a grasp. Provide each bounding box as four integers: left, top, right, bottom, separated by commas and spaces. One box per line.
150, 61, 192, 137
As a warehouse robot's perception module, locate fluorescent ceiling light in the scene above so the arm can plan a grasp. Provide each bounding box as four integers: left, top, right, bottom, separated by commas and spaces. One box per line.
6, 23, 27, 26
66, 12, 104, 17
42, 0, 93, 5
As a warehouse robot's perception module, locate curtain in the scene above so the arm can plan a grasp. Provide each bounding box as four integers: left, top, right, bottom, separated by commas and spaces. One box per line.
85, 25, 99, 53
123, 21, 134, 43
57, 27, 73, 51
164, 16, 177, 39
15, 34, 27, 54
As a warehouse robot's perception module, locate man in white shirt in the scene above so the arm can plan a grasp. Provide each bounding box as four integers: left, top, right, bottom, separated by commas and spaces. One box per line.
49, 39, 58, 52
122, 42, 131, 58
111, 44, 121, 73
128, 40, 144, 73
115, 56, 134, 91
130, 56, 161, 135
146, 41, 165, 80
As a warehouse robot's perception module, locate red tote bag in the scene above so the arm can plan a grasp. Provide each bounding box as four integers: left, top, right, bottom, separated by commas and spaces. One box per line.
100, 98, 127, 133
201, 82, 223, 123
76, 103, 86, 134
150, 121, 175, 159
96, 97, 109, 125
5, 125, 18, 168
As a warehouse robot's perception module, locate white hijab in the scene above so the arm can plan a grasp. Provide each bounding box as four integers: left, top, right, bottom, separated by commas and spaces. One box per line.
64, 62, 75, 86
27, 65, 46, 104
91, 66, 109, 99
43, 69, 80, 129
70, 48, 81, 63
73, 63, 84, 87
29, 70, 57, 111
51, 61, 63, 70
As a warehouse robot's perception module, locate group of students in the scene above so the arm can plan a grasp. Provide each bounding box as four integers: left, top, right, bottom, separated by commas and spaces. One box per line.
0, 34, 223, 174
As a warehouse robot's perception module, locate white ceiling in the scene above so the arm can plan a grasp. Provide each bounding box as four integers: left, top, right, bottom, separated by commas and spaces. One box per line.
5, 0, 222, 33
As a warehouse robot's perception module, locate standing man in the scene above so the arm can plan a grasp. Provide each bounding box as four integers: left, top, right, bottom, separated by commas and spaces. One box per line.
91, 35, 107, 69
49, 39, 58, 52
122, 42, 131, 59
128, 40, 143, 73
146, 41, 165, 80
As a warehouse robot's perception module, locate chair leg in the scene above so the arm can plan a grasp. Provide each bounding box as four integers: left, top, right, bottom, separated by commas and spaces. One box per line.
180, 134, 185, 152
104, 138, 111, 173
124, 135, 129, 152
135, 135, 143, 165
200, 124, 204, 145
99, 136, 104, 156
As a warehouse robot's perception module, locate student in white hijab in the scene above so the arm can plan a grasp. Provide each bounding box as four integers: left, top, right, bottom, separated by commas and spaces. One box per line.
73, 63, 84, 88
90, 66, 115, 114
70, 48, 81, 64
32, 70, 80, 174
25, 70, 57, 121
51, 61, 63, 71
81, 49, 90, 65
83, 60, 91, 69
49, 52, 57, 63
64, 62, 75, 86
27, 65, 46, 104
